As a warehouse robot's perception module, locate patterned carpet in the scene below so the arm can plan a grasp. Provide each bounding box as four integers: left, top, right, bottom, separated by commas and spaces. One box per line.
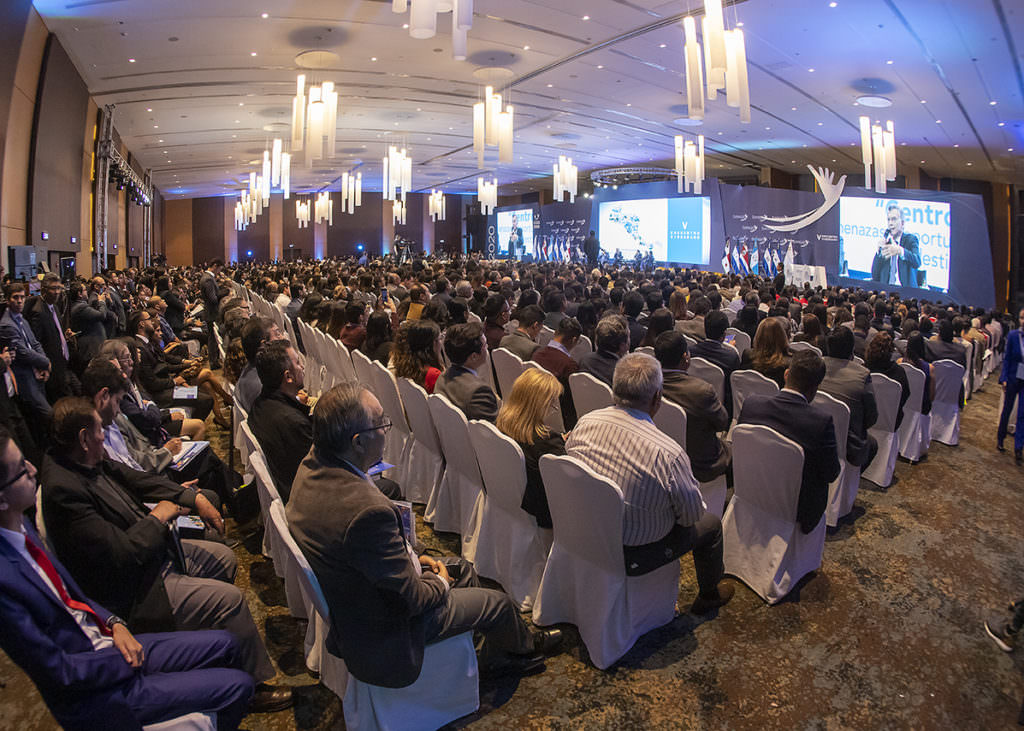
2, 371, 1022, 729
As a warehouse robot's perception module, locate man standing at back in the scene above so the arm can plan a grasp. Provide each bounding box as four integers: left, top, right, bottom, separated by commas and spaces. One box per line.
739, 350, 841, 533
566, 353, 733, 614
0, 283, 52, 421
583, 230, 600, 269
200, 259, 224, 369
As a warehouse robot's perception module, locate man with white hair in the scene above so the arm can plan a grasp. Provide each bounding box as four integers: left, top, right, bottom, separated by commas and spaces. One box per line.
565, 353, 733, 615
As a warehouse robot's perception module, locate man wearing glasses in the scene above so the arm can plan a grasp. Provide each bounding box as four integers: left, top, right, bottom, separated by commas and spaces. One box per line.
25, 273, 77, 402
287, 383, 562, 689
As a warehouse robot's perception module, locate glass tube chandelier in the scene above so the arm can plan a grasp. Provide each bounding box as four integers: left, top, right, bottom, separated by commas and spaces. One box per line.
477, 177, 497, 215
553, 156, 578, 203
295, 198, 311, 228
392, 198, 407, 226
291, 75, 339, 164
675, 134, 706, 194
428, 189, 446, 221
859, 117, 897, 194
383, 146, 412, 203
473, 86, 513, 168
682, 0, 750, 123
340, 171, 362, 214
393, 0, 473, 61
314, 191, 333, 226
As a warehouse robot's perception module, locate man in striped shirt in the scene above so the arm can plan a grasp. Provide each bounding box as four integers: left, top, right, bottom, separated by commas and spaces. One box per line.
566, 353, 733, 615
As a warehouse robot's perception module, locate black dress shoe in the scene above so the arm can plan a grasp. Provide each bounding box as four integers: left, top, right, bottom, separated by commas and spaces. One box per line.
1015, 450, 1022, 466
532, 627, 564, 655
996, 441, 1006, 453
480, 653, 545, 680
249, 684, 294, 714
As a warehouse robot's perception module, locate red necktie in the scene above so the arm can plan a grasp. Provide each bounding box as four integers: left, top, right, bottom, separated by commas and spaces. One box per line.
24, 536, 112, 636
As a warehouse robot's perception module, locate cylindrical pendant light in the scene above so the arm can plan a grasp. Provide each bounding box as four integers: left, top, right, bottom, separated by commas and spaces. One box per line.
410, 0, 439, 39
683, 16, 705, 120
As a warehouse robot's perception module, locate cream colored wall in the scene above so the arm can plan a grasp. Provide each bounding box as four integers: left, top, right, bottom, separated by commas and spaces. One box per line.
1, 7, 47, 263
77, 100, 96, 278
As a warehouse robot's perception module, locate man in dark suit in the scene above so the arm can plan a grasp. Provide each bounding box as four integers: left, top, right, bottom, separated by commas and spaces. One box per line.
926, 318, 968, 369
39, 397, 292, 711
532, 316, 582, 428
286, 383, 560, 688
200, 259, 225, 368
90, 276, 124, 338
654, 332, 730, 483
69, 280, 116, 367
0, 427, 256, 730
739, 350, 841, 533
870, 201, 922, 288
25, 273, 77, 401
676, 294, 709, 342
578, 314, 629, 387
689, 311, 742, 415
0, 283, 52, 420
435, 322, 500, 422
622, 291, 647, 351
498, 305, 543, 361
542, 290, 568, 331
583, 230, 600, 269
820, 326, 879, 469
131, 310, 214, 422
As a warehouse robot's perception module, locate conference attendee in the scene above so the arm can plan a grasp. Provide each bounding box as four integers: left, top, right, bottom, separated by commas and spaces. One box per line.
926, 318, 968, 369
676, 295, 710, 342
0, 283, 52, 420
532, 316, 583, 427
287, 383, 560, 687
638, 308, 676, 349
498, 304, 543, 361
199, 258, 225, 369
359, 310, 394, 365
793, 313, 827, 352
0, 345, 38, 465
578, 314, 629, 387
436, 322, 499, 422
483, 294, 511, 351
146, 295, 192, 360
542, 290, 568, 331
736, 292, 764, 342
898, 332, 934, 417
690, 310, 742, 379
248, 341, 312, 502
740, 317, 792, 389
339, 301, 368, 350
495, 368, 565, 530
583, 230, 600, 268
69, 280, 116, 367
820, 326, 879, 470
90, 276, 124, 338
0, 428, 257, 731
654, 332, 731, 483
283, 282, 304, 326
235, 316, 286, 414
391, 319, 444, 394
870, 201, 922, 288
25, 273, 76, 402
864, 331, 910, 429
39, 398, 293, 711
996, 306, 1024, 464
739, 350, 842, 532
622, 291, 647, 351
566, 353, 733, 614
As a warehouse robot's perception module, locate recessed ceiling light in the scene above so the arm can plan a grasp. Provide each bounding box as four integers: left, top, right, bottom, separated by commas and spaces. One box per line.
146, 107, 152, 112
260, 12, 268, 18
523, 45, 530, 50
402, 23, 409, 29
158, 139, 163, 142
1009, 148, 1015, 152
153, 125, 158, 129
935, 119, 941, 124
886, 60, 893, 65
232, 134, 237, 138
128, 58, 136, 63
371, 57, 377, 61
920, 160, 925, 164
829, 1, 838, 6
582, 15, 590, 20
234, 120, 240, 123
659, 43, 667, 48
817, 122, 824, 126
998, 122, 1005, 127
989, 100, 997, 106
764, 126, 771, 130
250, 51, 257, 56
808, 68, 815, 72
791, 106, 797, 111
597, 64, 604, 69
163, 150, 168, 153
626, 103, 632, 107
966, 162, 972, 166
546, 83, 553, 87
856, 95, 892, 108
953, 144, 959, 148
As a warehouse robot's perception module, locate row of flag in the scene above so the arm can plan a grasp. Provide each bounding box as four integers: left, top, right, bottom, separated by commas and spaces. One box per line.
721, 241, 794, 278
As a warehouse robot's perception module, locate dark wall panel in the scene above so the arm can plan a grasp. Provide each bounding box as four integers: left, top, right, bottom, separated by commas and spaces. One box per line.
127, 194, 145, 261
237, 202, 270, 263
326, 191, 384, 258
394, 193, 425, 254
282, 195, 314, 258
29, 35, 89, 252
434, 194, 463, 254
191, 196, 225, 265
0, 0, 32, 208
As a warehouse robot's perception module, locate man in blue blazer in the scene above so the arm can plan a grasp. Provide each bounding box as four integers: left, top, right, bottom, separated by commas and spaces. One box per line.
0, 282, 52, 420
997, 306, 1024, 464
0, 425, 255, 730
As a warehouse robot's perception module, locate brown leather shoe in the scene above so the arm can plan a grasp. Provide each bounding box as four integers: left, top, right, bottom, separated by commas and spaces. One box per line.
249, 684, 294, 714
690, 580, 735, 615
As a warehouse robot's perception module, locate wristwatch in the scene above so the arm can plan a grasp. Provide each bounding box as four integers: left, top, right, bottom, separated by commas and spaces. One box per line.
107, 615, 128, 630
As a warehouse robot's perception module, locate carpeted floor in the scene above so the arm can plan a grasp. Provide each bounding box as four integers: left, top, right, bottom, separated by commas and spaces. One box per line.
2, 372, 1022, 729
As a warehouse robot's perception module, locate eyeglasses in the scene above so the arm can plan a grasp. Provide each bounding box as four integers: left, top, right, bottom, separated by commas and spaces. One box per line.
353, 419, 393, 437
0, 459, 29, 492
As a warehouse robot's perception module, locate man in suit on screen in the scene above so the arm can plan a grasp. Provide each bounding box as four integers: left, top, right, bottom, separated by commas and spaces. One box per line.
870, 201, 921, 288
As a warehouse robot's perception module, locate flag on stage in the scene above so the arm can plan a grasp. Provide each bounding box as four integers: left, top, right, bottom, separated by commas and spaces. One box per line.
765, 245, 776, 278
749, 245, 759, 277
721, 250, 731, 273
731, 245, 743, 274
739, 243, 751, 275
784, 243, 795, 281
772, 247, 782, 275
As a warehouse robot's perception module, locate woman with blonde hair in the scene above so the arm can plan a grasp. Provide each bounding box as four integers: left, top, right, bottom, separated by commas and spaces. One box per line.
495, 368, 565, 529
740, 316, 791, 388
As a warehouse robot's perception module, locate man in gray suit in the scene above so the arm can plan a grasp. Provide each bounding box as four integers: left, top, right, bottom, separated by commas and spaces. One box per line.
435, 322, 499, 422
676, 294, 709, 342
820, 326, 878, 470
498, 305, 542, 361
0, 283, 51, 420
286, 384, 560, 687
925, 318, 968, 369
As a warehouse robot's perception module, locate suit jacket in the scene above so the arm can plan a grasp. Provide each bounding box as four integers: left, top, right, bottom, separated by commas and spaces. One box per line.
106, 288, 126, 336
435, 365, 499, 422
25, 297, 71, 392
739, 391, 841, 532
0, 308, 50, 375
0, 519, 145, 729
1001, 328, 1024, 384
626, 316, 647, 351
498, 330, 539, 361
70, 296, 116, 365
820, 357, 878, 467
676, 317, 705, 342
286, 455, 447, 688
39, 452, 198, 631
248, 389, 312, 502
577, 349, 620, 387
661, 370, 730, 482
135, 336, 179, 398
160, 288, 188, 333
543, 311, 567, 331
870, 232, 921, 287
925, 338, 967, 369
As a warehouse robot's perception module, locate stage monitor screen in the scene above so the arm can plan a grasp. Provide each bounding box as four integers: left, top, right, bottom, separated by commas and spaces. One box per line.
598, 196, 711, 264
496, 208, 535, 258
839, 196, 951, 293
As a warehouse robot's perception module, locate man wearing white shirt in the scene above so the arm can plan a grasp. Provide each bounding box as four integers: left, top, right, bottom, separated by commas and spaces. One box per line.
566, 352, 734, 614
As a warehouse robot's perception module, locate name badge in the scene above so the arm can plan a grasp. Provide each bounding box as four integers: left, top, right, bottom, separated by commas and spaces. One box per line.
1017, 362, 1024, 381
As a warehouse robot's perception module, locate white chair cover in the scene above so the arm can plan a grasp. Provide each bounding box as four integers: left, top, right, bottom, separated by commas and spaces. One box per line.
862, 373, 901, 487
722, 424, 823, 604
143, 712, 216, 731
729, 370, 779, 430
370, 362, 412, 486
811, 392, 857, 527
35, 487, 54, 553
328, 337, 358, 384
653, 399, 687, 450
569, 334, 593, 362
930, 359, 964, 446
853, 355, 865, 365
342, 631, 479, 731
467, 421, 553, 609
634, 346, 655, 357
533, 455, 680, 670
568, 372, 614, 418
698, 474, 727, 519
725, 327, 751, 354
351, 348, 379, 396
246, 445, 289, 576
427, 394, 485, 560
521, 362, 566, 433
538, 326, 555, 348
897, 363, 927, 462
789, 340, 821, 355
268, 501, 348, 695
396, 378, 444, 505
491, 347, 525, 400
682, 334, 698, 349
688, 357, 726, 404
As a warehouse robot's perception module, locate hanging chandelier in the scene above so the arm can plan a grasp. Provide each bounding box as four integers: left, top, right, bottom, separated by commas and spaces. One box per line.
472, 86, 513, 167
340, 171, 362, 214
478, 177, 497, 215
383, 146, 412, 203
295, 198, 311, 228
553, 155, 578, 203
859, 116, 896, 194
428, 189, 446, 221
393, 0, 473, 61
392, 198, 407, 226
675, 134, 706, 194
314, 191, 333, 226
682, 1, 750, 123
234, 190, 260, 231
291, 75, 339, 164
